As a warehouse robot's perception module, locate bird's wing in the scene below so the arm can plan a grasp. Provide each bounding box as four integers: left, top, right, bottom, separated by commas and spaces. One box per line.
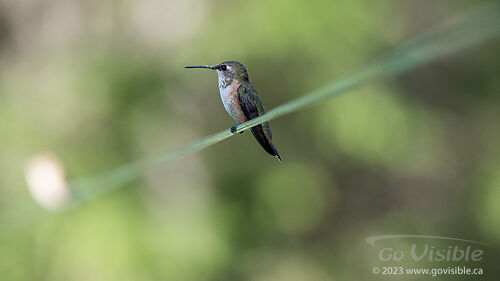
237, 82, 273, 139
238, 82, 281, 160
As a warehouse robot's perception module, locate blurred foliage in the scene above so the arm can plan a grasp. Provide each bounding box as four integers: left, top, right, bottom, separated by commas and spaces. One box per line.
1, 0, 499, 280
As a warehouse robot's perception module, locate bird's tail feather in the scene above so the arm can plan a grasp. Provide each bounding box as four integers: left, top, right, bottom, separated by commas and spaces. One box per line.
251, 125, 282, 163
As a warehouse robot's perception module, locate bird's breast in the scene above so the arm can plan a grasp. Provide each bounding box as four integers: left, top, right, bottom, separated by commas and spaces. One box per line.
218, 83, 247, 123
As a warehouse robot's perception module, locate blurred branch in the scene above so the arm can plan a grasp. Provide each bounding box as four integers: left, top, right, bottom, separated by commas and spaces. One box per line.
63, 2, 500, 209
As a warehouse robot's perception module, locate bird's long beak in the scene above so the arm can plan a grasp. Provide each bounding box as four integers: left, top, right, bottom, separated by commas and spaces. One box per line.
184, 65, 217, 70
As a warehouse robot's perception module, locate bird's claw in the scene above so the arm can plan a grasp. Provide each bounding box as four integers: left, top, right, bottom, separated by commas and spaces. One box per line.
230, 124, 244, 134
230, 124, 239, 134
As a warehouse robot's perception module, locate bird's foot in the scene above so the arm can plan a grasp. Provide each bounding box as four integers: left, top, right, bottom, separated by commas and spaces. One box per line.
230, 124, 239, 134
230, 123, 244, 134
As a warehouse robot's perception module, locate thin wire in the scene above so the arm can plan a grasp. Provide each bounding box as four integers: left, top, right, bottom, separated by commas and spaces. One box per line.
66, 2, 500, 208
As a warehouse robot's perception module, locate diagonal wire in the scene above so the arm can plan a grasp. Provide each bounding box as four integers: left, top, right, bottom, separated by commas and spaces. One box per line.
66, 2, 500, 208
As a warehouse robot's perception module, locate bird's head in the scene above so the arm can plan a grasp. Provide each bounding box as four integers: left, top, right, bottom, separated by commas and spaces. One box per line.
185, 60, 249, 88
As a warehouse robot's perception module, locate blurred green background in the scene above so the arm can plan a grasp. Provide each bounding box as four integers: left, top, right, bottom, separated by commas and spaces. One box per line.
1, 0, 499, 280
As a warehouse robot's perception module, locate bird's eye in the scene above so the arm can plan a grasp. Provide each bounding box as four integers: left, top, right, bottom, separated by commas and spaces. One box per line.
220, 65, 227, 71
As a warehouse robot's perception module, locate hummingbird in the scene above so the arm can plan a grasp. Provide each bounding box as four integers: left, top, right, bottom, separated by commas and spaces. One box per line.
185, 60, 282, 162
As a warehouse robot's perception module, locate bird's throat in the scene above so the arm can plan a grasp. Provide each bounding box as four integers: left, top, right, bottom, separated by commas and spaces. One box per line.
218, 75, 235, 89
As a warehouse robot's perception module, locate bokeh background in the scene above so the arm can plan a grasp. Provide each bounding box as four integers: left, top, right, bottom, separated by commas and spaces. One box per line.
1, 0, 499, 280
